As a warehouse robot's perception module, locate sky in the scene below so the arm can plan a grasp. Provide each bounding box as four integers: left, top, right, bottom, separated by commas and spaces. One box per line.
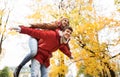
98, 26, 120, 56
0, 0, 119, 70
0, 0, 33, 69
0, 0, 56, 69
93, 0, 115, 17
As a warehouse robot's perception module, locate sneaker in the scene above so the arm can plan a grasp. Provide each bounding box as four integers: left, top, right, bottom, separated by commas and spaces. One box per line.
13, 66, 21, 77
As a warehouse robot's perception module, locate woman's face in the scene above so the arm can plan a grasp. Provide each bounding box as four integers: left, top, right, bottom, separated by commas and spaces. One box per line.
61, 18, 69, 27
63, 29, 72, 39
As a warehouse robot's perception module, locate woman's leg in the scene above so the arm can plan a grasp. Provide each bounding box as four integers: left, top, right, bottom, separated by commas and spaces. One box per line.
14, 37, 38, 77
19, 37, 38, 67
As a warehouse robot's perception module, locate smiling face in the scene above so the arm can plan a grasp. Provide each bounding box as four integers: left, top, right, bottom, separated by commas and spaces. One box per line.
61, 18, 69, 27
63, 28, 72, 39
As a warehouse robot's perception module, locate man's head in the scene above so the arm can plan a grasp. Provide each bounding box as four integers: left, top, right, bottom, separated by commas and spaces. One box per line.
62, 26, 73, 39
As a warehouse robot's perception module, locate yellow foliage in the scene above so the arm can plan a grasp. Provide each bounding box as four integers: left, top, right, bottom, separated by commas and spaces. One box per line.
77, 25, 84, 33
70, 39, 79, 49
0, 10, 4, 15
79, 0, 84, 5
89, 0, 93, 4
49, 50, 69, 77
81, 5, 93, 11
102, 56, 110, 63
86, 6, 93, 11
27, 11, 42, 21
49, 64, 68, 77
72, 51, 81, 59
110, 62, 117, 71
8, 30, 18, 35
35, 0, 41, 2
0, 27, 7, 35
76, 61, 82, 68
83, 57, 101, 76
26, 0, 120, 76
0, 26, 2, 32
49, 65, 60, 77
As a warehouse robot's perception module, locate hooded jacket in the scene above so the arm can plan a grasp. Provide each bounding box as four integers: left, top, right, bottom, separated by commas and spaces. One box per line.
20, 26, 72, 67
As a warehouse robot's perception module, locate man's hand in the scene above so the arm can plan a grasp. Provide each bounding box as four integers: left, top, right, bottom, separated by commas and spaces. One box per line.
67, 57, 76, 65
70, 56, 74, 59
70, 56, 75, 63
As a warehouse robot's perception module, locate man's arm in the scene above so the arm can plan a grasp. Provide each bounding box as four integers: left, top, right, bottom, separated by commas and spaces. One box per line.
59, 44, 73, 59
30, 22, 58, 30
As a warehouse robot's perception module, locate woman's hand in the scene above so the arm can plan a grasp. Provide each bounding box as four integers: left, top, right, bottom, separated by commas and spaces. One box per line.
9, 27, 21, 32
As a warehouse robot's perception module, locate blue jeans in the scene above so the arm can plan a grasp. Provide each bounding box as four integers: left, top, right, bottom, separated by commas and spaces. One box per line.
31, 59, 48, 77
19, 37, 37, 67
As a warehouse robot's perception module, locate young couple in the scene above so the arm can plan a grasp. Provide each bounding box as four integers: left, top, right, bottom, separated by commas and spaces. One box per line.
11, 18, 73, 77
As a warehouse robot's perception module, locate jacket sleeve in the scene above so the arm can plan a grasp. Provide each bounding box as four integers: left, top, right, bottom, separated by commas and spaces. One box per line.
59, 44, 72, 58
20, 26, 46, 40
30, 22, 58, 30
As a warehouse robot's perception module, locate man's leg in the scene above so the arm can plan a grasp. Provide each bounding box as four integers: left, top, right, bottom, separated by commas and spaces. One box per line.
41, 64, 48, 77
14, 37, 37, 77
31, 59, 41, 77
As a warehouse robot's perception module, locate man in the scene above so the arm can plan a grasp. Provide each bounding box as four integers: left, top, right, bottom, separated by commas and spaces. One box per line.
12, 25, 73, 77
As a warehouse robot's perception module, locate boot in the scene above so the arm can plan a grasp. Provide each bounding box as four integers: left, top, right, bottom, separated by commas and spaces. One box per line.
13, 66, 22, 77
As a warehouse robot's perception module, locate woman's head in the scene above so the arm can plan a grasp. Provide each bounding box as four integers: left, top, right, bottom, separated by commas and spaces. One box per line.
58, 17, 69, 30
60, 18, 69, 27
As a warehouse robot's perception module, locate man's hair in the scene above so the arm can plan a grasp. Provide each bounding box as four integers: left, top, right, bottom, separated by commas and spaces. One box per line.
62, 26, 73, 32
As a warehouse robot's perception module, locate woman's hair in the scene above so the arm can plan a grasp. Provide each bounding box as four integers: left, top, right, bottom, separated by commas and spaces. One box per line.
59, 17, 69, 26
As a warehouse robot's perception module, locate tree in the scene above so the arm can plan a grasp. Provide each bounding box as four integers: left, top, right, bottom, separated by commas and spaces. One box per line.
0, 0, 12, 54
49, 51, 68, 77
0, 67, 11, 77
114, 0, 120, 12
23, 0, 120, 76
66, 0, 119, 77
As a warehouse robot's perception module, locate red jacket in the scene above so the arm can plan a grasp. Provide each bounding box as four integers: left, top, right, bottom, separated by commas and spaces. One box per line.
20, 26, 72, 67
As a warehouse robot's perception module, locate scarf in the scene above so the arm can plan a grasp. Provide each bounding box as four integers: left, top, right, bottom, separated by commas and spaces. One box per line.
58, 30, 70, 44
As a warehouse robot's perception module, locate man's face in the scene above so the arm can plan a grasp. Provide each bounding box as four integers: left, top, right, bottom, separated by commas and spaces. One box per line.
63, 29, 72, 39
61, 18, 69, 27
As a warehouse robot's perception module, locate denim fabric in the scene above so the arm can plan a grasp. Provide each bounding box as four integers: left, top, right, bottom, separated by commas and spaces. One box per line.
19, 37, 38, 66
31, 59, 48, 77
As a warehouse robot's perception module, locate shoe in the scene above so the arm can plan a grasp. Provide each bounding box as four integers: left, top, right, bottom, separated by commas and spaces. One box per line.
13, 66, 21, 77
29, 64, 31, 68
